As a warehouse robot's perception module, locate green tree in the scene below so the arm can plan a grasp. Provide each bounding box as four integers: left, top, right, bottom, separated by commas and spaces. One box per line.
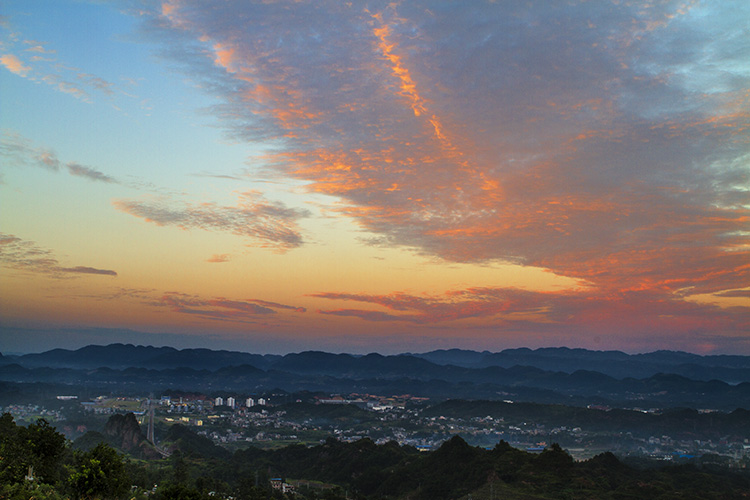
0, 482, 66, 500
23, 417, 69, 484
0, 412, 24, 484
68, 442, 130, 500
170, 451, 189, 485
0, 413, 67, 486
154, 483, 213, 500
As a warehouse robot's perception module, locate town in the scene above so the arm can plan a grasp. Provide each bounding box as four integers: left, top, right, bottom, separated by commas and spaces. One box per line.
4, 390, 749, 468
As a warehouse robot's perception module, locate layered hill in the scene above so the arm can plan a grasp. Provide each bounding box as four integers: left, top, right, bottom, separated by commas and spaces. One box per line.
5, 344, 750, 382
2, 344, 750, 409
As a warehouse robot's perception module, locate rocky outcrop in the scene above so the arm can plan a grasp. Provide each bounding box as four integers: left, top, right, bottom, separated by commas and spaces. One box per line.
103, 412, 161, 459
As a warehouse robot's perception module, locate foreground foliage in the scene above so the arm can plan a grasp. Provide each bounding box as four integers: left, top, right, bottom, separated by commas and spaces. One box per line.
2, 412, 750, 500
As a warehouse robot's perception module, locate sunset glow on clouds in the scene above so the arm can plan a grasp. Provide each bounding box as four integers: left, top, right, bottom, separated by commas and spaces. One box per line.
1, 0, 748, 354
113, 191, 309, 251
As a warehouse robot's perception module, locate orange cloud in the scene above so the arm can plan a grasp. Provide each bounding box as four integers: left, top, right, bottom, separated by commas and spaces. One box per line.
139, 0, 750, 346
0, 54, 30, 76
206, 254, 230, 263
372, 21, 426, 118
212, 42, 236, 71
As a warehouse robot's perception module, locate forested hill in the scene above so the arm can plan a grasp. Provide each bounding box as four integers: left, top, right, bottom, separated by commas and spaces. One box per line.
4, 412, 750, 500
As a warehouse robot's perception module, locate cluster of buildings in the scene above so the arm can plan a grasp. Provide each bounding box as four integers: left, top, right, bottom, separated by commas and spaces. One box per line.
155, 394, 269, 412
315, 393, 429, 411
214, 396, 267, 409
1, 404, 63, 423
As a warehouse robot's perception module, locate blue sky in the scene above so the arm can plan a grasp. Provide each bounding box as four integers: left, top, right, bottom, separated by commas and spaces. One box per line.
1, 0, 749, 355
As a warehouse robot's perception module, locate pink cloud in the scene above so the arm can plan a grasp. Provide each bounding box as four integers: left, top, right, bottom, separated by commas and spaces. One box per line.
0, 54, 30, 76
313, 286, 750, 346
157, 292, 306, 322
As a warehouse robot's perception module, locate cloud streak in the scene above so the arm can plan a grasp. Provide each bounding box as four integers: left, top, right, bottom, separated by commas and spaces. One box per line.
113, 191, 309, 251
0, 233, 117, 278
1, 130, 60, 171
58, 266, 118, 276
156, 292, 306, 322
313, 286, 750, 351
313, 289, 551, 325
1, 131, 123, 185
66, 162, 118, 183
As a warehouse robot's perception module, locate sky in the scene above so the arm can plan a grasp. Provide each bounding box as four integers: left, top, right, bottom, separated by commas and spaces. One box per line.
1, 0, 748, 355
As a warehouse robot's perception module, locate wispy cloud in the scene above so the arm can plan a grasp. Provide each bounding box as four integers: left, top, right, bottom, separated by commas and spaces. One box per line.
0, 130, 60, 171
67, 287, 157, 302
77, 72, 115, 96
1, 131, 121, 185
156, 292, 306, 322
0, 233, 117, 278
0, 46, 110, 103
67, 286, 307, 323
1, 25, 132, 105
57, 266, 118, 276
23, 40, 55, 55
192, 172, 243, 181
313, 286, 750, 345
319, 309, 406, 323
313, 288, 550, 325
113, 191, 309, 251
248, 299, 306, 313
66, 162, 118, 183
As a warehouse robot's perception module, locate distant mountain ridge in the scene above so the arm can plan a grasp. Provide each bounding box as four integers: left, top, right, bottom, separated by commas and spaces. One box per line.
411, 346, 750, 381
7, 343, 280, 371
5, 343, 750, 383
2, 343, 750, 410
